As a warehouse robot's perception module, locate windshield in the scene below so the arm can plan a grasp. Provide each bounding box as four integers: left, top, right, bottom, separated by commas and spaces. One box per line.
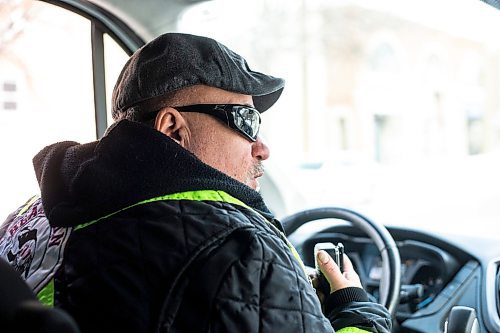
1, 0, 499, 238
177, 0, 500, 236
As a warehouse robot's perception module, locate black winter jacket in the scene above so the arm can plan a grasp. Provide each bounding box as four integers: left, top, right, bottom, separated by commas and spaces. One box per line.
0, 120, 392, 333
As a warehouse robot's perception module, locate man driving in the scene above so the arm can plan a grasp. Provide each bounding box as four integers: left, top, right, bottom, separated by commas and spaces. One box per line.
0, 32, 391, 333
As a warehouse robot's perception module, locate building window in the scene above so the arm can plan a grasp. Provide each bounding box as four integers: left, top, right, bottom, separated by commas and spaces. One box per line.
3, 82, 17, 92
3, 101, 17, 110
1, 81, 18, 111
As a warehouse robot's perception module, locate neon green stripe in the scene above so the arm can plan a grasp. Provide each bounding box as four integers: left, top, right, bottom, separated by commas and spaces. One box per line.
37, 279, 55, 306
17, 195, 40, 216
75, 190, 248, 230
288, 241, 307, 274
337, 328, 372, 333
74, 189, 307, 279
161, 190, 248, 208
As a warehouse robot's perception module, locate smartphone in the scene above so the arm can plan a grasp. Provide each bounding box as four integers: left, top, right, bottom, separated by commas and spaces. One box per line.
314, 242, 344, 273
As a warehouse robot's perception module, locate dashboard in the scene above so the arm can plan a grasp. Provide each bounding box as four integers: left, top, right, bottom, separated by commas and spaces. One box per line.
289, 223, 500, 332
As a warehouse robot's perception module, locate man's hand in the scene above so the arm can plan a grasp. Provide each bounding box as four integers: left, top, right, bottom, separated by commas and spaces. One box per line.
312, 250, 362, 302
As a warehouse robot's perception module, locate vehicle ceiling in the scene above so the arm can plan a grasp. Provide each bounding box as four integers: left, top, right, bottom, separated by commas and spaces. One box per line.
88, 0, 210, 42
87, 0, 499, 44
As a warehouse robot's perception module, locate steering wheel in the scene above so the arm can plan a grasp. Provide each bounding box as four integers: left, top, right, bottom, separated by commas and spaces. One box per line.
282, 207, 401, 315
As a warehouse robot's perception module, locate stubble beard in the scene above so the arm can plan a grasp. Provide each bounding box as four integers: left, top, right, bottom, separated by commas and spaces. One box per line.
245, 161, 265, 192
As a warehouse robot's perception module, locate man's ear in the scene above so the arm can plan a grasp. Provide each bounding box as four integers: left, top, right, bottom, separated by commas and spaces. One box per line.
154, 107, 190, 146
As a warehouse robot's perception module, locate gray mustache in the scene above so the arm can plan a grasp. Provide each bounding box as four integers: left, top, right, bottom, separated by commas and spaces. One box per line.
253, 162, 264, 176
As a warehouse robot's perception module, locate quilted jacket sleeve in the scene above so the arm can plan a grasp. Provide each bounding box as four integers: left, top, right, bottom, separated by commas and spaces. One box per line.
210, 229, 392, 333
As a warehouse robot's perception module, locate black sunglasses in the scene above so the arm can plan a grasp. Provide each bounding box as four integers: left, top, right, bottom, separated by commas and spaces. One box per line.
174, 104, 261, 142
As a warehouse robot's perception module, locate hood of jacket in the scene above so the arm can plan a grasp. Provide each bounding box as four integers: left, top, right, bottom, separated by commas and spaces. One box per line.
33, 120, 274, 227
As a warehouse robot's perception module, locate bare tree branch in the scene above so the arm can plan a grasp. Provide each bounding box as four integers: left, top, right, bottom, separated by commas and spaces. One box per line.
0, 0, 33, 53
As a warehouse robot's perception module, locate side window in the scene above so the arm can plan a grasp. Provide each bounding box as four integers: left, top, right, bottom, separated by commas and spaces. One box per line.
104, 34, 129, 122
0, 1, 128, 218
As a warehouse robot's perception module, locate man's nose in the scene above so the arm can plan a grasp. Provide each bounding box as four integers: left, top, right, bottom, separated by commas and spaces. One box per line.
252, 137, 270, 160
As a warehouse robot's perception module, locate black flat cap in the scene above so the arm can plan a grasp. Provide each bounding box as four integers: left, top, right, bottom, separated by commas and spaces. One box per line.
112, 33, 285, 119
